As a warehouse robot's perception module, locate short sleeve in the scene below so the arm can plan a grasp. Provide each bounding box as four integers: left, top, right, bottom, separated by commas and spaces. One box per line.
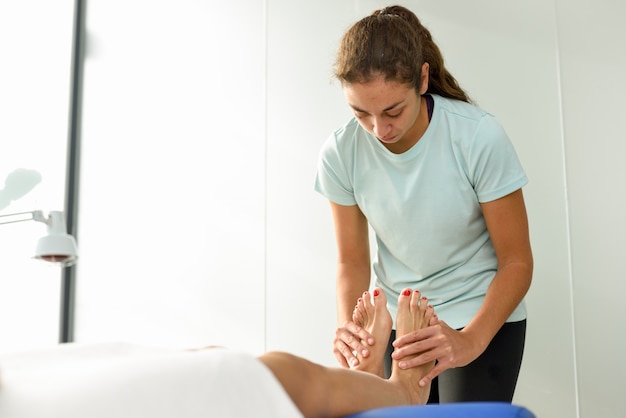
314, 133, 357, 206
467, 115, 528, 203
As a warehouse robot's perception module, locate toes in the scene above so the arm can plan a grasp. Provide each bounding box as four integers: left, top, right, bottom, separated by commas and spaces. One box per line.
419, 295, 428, 312
424, 304, 435, 327
353, 301, 364, 325
362, 291, 374, 313
372, 287, 387, 310
418, 295, 430, 327
410, 290, 421, 313
353, 296, 367, 323
398, 288, 412, 311
360, 296, 370, 318
397, 288, 437, 333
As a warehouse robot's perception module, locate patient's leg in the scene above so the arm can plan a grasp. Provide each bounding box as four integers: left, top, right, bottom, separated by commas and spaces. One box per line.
351, 288, 392, 377
258, 288, 433, 418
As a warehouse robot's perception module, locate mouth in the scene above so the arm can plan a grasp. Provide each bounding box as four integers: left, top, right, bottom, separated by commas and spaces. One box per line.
378, 135, 397, 143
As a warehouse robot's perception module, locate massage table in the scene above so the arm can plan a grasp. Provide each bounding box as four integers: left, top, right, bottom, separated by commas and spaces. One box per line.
0, 342, 535, 417
0, 343, 300, 417
348, 403, 535, 417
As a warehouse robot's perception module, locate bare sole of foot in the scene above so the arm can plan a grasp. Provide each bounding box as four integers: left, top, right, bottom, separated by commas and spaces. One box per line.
390, 288, 435, 405
352, 288, 392, 377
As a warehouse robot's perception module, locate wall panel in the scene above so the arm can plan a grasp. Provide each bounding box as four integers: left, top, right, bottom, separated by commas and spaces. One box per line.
556, 0, 626, 416
75, 0, 267, 353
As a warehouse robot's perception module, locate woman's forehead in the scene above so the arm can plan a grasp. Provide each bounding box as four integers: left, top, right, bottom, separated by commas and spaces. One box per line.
343, 78, 415, 110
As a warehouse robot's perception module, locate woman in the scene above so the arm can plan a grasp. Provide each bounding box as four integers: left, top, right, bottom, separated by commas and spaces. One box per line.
314, 5, 533, 403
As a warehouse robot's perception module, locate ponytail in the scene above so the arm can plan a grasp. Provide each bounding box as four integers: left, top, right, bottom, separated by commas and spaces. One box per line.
411, 10, 471, 103
335, 5, 471, 104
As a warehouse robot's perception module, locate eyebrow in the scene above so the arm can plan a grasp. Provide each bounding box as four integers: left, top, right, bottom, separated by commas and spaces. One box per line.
350, 100, 405, 113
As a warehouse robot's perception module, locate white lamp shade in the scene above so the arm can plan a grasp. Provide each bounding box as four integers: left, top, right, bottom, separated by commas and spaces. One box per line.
35, 234, 78, 266
34, 211, 78, 266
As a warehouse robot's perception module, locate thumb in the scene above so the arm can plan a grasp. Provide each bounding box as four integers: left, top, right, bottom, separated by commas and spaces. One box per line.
419, 362, 447, 388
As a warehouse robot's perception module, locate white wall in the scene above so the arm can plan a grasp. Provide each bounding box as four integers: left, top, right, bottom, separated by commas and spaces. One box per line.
556, 1, 626, 416
71, 1, 626, 417
75, 0, 267, 352
0, 1, 74, 353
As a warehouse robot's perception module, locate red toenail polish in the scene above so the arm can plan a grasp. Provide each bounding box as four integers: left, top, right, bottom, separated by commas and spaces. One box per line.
373, 289, 380, 296
422, 297, 427, 300
402, 289, 411, 296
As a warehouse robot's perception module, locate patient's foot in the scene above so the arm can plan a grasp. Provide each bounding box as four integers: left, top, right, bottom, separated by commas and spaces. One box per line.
389, 289, 435, 405
351, 288, 392, 378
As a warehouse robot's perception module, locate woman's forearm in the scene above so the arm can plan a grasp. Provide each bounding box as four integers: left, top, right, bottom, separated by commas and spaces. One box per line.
462, 260, 532, 354
336, 263, 371, 325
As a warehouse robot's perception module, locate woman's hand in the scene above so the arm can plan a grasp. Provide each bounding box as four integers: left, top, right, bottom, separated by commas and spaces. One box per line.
333, 320, 376, 368
391, 319, 486, 387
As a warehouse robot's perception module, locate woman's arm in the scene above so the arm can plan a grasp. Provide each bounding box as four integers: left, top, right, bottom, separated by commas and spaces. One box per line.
462, 188, 533, 352
329, 201, 374, 367
392, 189, 533, 384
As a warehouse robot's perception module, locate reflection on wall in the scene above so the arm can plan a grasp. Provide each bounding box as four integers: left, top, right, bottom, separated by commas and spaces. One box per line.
0, 169, 42, 211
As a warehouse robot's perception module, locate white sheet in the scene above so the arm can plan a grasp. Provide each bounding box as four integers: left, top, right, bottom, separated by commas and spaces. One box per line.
0, 342, 303, 418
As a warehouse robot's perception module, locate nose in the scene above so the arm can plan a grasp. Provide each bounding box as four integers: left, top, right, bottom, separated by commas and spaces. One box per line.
372, 117, 391, 138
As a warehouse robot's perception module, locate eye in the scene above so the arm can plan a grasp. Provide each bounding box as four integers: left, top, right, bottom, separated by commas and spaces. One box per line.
387, 110, 402, 118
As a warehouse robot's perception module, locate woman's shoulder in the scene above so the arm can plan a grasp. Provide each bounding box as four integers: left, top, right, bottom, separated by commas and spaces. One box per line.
432, 94, 491, 121
332, 117, 363, 140
431, 95, 506, 142
322, 118, 368, 152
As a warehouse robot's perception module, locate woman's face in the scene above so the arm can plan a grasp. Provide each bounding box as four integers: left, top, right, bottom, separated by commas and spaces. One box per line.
343, 67, 429, 154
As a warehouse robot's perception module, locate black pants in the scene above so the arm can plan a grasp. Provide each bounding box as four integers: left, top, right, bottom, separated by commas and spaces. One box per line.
383, 320, 526, 403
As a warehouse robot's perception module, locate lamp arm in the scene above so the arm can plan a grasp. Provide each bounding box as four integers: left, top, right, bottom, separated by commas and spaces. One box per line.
0, 210, 47, 226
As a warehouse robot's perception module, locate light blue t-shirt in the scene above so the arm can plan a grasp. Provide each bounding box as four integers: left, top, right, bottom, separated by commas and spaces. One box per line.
314, 94, 528, 329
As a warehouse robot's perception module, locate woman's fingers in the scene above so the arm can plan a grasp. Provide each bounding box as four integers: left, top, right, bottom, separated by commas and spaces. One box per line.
333, 321, 375, 367
392, 326, 439, 357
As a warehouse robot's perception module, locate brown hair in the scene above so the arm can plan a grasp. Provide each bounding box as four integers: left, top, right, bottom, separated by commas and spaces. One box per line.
334, 5, 471, 103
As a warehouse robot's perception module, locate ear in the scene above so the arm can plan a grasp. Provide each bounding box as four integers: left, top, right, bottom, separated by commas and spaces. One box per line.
419, 62, 430, 95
